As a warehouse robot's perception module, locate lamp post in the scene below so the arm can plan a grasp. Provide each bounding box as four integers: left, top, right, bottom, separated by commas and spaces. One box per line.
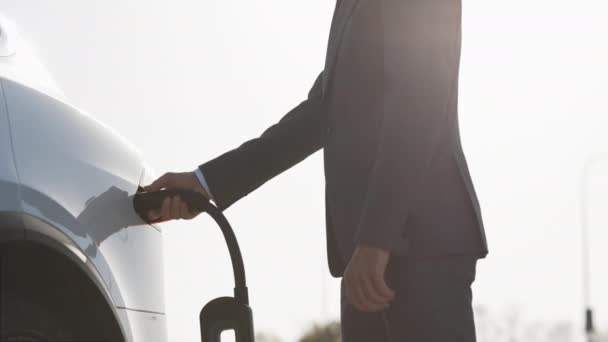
580, 154, 608, 342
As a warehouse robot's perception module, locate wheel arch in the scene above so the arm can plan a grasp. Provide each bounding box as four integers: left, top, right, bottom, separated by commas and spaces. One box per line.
0, 210, 132, 342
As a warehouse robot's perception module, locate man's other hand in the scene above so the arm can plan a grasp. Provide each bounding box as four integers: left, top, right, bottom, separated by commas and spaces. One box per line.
344, 245, 395, 312
143, 171, 209, 222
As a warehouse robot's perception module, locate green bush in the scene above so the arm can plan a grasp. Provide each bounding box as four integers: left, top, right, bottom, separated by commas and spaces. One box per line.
298, 321, 341, 342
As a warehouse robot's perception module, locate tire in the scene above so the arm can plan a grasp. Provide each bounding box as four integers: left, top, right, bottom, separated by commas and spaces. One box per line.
0, 242, 124, 342
1, 290, 76, 341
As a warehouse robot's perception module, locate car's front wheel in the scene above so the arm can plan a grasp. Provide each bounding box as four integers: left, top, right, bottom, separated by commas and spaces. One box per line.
1, 290, 76, 341
0, 241, 124, 342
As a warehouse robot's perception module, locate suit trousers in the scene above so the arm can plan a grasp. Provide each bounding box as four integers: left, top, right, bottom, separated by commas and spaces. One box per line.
340, 255, 478, 342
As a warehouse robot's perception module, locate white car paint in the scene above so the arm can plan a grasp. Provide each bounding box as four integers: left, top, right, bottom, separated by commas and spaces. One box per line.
0, 14, 16, 57
0, 15, 169, 342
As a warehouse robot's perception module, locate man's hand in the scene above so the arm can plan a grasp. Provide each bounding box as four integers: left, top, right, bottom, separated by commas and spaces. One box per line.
143, 171, 210, 222
343, 245, 395, 312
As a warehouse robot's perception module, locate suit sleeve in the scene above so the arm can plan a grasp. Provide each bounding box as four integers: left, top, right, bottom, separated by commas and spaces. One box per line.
354, 0, 462, 254
198, 72, 327, 210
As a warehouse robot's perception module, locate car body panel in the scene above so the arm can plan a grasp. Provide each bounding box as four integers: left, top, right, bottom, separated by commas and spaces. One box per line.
2, 77, 166, 315
0, 16, 168, 341
0, 79, 21, 214
117, 309, 168, 342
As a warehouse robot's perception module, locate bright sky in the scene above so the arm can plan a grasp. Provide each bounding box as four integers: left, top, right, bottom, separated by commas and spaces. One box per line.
3, 1, 608, 341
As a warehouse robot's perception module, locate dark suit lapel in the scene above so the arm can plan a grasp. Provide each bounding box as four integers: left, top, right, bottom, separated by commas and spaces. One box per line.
322, 0, 362, 97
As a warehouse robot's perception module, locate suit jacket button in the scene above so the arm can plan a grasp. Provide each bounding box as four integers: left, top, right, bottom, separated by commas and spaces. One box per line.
327, 126, 333, 136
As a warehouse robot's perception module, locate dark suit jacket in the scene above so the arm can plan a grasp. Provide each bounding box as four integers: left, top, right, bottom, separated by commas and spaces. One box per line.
200, 0, 488, 277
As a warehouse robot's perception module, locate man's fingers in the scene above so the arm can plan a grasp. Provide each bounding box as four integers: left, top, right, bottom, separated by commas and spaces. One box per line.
147, 197, 197, 222
147, 210, 161, 221
358, 277, 389, 312
344, 246, 392, 312
179, 202, 192, 219
177, 197, 196, 220
143, 171, 204, 222
361, 276, 390, 307
346, 273, 393, 312
345, 277, 359, 310
371, 272, 396, 300
144, 173, 171, 192
352, 276, 380, 312
347, 277, 365, 311
159, 197, 172, 221
169, 196, 181, 219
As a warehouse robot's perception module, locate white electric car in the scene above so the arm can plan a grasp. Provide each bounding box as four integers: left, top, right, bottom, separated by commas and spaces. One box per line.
0, 16, 169, 341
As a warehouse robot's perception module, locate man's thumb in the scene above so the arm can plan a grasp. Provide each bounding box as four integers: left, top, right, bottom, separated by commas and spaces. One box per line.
144, 173, 170, 192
